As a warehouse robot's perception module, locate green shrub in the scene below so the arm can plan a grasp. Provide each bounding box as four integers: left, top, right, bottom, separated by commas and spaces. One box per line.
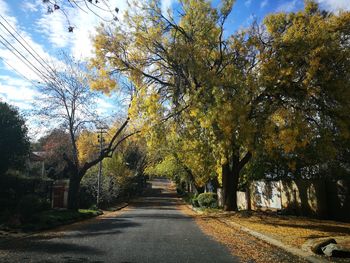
89, 204, 98, 211
176, 187, 185, 195
191, 195, 200, 207
17, 194, 46, 220
197, 192, 218, 208
0, 174, 53, 215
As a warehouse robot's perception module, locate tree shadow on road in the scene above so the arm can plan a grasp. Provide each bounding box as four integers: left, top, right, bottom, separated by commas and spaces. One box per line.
0, 239, 104, 255
0, 216, 141, 258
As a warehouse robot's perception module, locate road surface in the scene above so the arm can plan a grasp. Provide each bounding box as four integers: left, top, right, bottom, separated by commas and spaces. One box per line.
0, 178, 238, 263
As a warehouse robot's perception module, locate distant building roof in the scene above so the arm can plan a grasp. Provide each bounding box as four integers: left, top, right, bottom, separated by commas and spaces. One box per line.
30, 151, 46, 162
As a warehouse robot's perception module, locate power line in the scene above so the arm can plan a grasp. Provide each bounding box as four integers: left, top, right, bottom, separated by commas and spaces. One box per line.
0, 17, 74, 96
0, 14, 58, 80
0, 56, 41, 89
0, 14, 90, 99
0, 16, 67, 90
0, 34, 72, 98
96, 126, 108, 207
0, 36, 48, 83
0, 24, 55, 83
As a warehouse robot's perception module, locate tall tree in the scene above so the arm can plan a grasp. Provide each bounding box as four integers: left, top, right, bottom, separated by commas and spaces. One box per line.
246, 0, 350, 181
90, 0, 350, 210
35, 53, 136, 209
0, 101, 30, 175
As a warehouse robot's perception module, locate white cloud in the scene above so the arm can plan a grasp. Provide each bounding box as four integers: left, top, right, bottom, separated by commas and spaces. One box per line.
0, 0, 9, 14
260, 0, 268, 8
276, 0, 298, 12
162, 0, 175, 16
34, 0, 175, 59
21, 1, 40, 12
34, 0, 127, 58
0, 0, 61, 82
96, 97, 114, 112
36, 11, 71, 49
0, 0, 135, 139
245, 0, 252, 7
316, 0, 350, 12
0, 0, 60, 115
0, 1, 16, 29
0, 76, 38, 110
0, 0, 171, 118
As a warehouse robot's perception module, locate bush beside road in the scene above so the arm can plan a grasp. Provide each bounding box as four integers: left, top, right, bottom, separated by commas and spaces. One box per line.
0, 209, 102, 233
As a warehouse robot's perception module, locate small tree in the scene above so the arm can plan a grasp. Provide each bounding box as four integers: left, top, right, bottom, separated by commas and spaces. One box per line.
0, 101, 30, 175
38, 129, 72, 179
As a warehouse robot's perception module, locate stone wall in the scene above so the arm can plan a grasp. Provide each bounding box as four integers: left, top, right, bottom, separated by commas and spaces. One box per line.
250, 181, 282, 211
237, 191, 248, 210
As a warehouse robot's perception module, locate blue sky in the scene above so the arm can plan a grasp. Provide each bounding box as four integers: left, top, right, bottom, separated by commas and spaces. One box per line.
0, 0, 349, 138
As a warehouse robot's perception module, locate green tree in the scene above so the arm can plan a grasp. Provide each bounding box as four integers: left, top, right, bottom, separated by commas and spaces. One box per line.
255, 1, 350, 179
144, 117, 217, 193
0, 101, 30, 175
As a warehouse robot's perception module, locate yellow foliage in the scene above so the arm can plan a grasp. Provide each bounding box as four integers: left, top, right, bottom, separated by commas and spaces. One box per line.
88, 0, 350, 186
77, 131, 98, 163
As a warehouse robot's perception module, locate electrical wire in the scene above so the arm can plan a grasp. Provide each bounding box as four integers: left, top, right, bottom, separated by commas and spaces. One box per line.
0, 15, 75, 95
0, 19, 56, 79
0, 56, 41, 89
0, 14, 66, 82
0, 36, 48, 83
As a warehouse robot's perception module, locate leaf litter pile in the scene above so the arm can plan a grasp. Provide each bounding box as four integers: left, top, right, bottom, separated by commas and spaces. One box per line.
179, 205, 307, 263
213, 211, 350, 249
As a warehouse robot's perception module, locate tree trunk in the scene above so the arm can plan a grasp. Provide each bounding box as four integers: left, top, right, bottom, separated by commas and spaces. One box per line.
222, 152, 251, 211
67, 173, 81, 210
222, 165, 240, 211
231, 166, 240, 211
196, 185, 205, 194
184, 165, 204, 194
222, 163, 237, 211
211, 177, 220, 193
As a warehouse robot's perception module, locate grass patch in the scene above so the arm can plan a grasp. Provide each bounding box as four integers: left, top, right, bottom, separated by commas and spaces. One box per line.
182, 194, 193, 204
20, 209, 102, 231
198, 207, 222, 213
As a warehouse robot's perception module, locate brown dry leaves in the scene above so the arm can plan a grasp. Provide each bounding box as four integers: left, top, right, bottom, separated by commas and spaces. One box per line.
179, 205, 307, 263
222, 212, 350, 248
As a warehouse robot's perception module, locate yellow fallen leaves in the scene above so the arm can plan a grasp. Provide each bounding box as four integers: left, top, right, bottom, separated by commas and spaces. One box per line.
178, 205, 307, 263
217, 211, 350, 249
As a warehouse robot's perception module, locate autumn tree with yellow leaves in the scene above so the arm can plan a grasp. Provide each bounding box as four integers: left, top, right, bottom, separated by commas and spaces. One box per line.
77, 126, 147, 208
90, 0, 350, 210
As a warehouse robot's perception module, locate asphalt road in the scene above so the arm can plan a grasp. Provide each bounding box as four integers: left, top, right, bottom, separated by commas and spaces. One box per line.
0, 178, 238, 263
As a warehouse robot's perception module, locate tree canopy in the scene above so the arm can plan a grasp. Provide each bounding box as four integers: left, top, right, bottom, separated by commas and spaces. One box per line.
36, 129, 72, 179
90, 0, 350, 210
0, 101, 30, 175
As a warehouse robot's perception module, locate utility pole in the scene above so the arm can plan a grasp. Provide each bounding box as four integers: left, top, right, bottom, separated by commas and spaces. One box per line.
96, 126, 107, 207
